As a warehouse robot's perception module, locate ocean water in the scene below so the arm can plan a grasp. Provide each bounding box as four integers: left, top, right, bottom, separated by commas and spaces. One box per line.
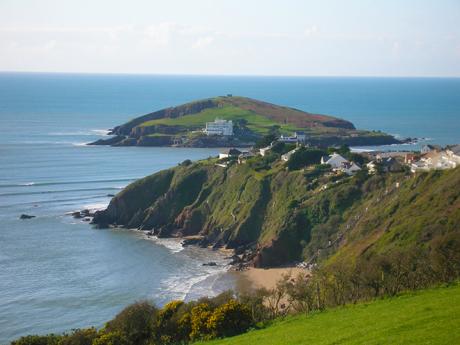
0, 73, 459, 343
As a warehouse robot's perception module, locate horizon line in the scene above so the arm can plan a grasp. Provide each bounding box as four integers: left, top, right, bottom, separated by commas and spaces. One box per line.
1, 70, 459, 79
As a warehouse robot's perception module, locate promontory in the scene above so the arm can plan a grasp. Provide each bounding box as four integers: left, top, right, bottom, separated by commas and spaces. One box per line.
89, 96, 400, 147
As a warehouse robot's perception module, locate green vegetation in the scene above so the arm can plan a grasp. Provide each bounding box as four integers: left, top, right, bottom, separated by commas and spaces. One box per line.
140, 105, 298, 136
92, 96, 399, 147
200, 283, 460, 345
94, 149, 460, 269
11, 293, 254, 345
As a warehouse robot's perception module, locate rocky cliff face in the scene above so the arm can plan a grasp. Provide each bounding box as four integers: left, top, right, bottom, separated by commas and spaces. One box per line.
93, 158, 459, 268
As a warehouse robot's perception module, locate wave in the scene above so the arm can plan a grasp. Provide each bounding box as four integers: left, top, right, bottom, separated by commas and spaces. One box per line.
0, 194, 109, 209
145, 235, 184, 253
49, 129, 110, 136
0, 186, 121, 197
0, 178, 135, 189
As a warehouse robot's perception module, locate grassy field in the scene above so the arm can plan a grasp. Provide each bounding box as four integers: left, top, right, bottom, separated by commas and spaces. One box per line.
199, 283, 460, 345
140, 105, 299, 135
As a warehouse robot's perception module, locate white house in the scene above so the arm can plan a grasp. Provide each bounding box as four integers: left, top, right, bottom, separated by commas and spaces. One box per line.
205, 119, 233, 136
259, 144, 274, 156
279, 131, 307, 143
321, 153, 348, 169
446, 145, 460, 166
281, 148, 299, 161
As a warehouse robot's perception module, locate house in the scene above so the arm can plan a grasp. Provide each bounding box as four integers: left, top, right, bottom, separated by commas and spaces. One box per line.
321, 153, 348, 169
279, 135, 298, 143
259, 143, 274, 156
219, 148, 241, 159
381, 157, 403, 172
421, 144, 441, 154
281, 148, 299, 162
367, 157, 403, 174
446, 145, 460, 165
336, 161, 361, 175
238, 151, 255, 164
205, 118, 233, 136
366, 161, 378, 174
404, 153, 417, 164
279, 131, 307, 143
295, 131, 307, 143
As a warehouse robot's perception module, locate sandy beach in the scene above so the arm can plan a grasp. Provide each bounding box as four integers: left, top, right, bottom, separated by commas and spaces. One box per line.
233, 267, 309, 294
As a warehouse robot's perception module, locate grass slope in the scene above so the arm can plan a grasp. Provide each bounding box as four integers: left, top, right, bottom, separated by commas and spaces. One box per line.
140, 105, 299, 135
200, 283, 460, 345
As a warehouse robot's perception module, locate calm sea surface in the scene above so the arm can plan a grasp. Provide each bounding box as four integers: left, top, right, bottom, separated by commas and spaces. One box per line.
0, 73, 459, 343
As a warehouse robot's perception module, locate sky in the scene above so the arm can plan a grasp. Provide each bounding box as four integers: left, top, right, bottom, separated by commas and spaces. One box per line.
0, 0, 459, 77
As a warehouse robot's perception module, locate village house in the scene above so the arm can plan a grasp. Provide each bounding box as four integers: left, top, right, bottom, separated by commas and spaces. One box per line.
204, 118, 233, 136
320, 153, 348, 169
335, 161, 361, 175
367, 157, 403, 174
219, 148, 242, 159
259, 143, 274, 156
238, 151, 255, 164
445, 145, 460, 166
410, 145, 459, 172
279, 131, 307, 144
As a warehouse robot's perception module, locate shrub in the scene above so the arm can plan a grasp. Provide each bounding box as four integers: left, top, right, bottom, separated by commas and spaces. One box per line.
190, 303, 213, 341
104, 301, 157, 345
58, 328, 97, 345
154, 300, 185, 344
207, 300, 253, 338
11, 335, 62, 345
92, 331, 128, 345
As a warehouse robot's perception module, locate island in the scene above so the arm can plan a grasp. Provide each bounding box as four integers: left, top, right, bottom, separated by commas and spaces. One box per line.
89, 96, 400, 147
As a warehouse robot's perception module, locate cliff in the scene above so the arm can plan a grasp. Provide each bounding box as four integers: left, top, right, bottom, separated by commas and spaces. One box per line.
89, 96, 399, 147
92, 148, 460, 268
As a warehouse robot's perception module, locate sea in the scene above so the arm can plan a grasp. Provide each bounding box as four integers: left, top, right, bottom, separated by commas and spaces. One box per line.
0, 72, 459, 343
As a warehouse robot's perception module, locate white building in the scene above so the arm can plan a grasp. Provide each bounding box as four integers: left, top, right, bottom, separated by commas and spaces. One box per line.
279, 131, 307, 143
321, 153, 348, 169
204, 119, 233, 136
259, 144, 274, 156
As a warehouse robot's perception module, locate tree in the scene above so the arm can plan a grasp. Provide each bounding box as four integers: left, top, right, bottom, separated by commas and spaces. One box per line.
287, 148, 326, 170
58, 328, 97, 345
104, 301, 157, 345
255, 134, 277, 148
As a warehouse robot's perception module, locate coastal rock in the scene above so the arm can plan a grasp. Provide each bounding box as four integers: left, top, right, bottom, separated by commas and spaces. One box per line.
19, 214, 35, 219
72, 211, 82, 218
202, 262, 217, 266
89, 135, 125, 146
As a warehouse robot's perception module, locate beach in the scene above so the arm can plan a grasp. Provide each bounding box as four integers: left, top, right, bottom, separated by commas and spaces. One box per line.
233, 267, 309, 294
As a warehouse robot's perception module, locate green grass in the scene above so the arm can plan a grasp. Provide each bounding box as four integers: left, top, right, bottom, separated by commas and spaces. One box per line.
139, 105, 299, 135
199, 283, 460, 345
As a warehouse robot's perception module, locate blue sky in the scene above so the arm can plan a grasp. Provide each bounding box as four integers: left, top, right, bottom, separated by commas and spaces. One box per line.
0, 0, 459, 76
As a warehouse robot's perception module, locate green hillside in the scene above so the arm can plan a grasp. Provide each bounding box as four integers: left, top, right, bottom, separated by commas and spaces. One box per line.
90, 96, 398, 147
93, 147, 460, 270
199, 283, 460, 345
